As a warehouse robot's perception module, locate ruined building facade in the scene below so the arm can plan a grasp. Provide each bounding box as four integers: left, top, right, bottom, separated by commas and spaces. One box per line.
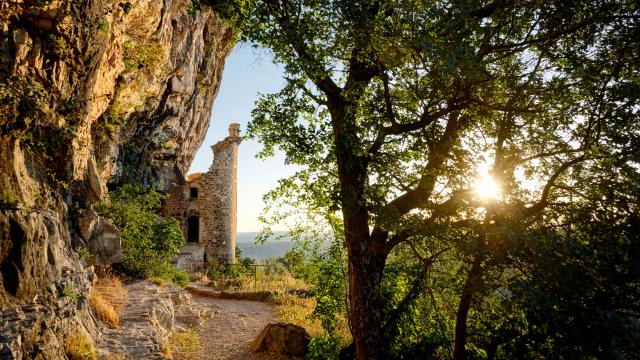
163, 124, 241, 267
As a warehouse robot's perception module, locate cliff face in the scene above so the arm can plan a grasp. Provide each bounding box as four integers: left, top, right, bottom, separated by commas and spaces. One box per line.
0, 0, 234, 357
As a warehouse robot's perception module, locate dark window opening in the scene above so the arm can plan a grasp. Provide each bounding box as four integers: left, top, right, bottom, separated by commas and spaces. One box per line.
187, 216, 199, 242
190, 187, 198, 198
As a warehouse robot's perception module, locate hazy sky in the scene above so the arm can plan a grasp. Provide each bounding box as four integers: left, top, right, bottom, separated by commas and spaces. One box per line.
188, 45, 297, 232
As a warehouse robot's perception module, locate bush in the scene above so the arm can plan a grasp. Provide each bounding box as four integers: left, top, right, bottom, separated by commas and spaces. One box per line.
161, 267, 189, 288
208, 262, 244, 280
306, 334, 342, 360
208, 247, 254, 281
95, 184, 185, 280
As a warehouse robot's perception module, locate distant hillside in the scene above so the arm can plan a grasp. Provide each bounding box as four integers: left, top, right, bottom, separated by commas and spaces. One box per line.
236, 232, 294, 260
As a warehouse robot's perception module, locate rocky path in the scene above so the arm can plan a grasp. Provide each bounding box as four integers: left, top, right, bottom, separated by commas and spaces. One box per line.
99, 282, 176, 359
174, 296, 297, 360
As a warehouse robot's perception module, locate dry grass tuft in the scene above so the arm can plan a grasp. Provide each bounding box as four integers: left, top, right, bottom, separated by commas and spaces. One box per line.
236, 270, 307, 292
271, 293, 324, 337
89, 268, 127, 328
65, 331, 96, 360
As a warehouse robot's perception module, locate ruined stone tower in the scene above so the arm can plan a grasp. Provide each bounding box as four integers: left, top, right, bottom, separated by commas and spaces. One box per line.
163, 124, 241, 267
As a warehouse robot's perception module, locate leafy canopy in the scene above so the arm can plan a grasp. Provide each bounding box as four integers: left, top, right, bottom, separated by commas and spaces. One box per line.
227, 0, 639, 358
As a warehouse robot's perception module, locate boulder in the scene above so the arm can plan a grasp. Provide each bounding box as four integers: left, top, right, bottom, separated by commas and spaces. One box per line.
77, 209, 98, 241
88, 217, 122, 265
251, 322, 310, 357
77, 210, 122, 265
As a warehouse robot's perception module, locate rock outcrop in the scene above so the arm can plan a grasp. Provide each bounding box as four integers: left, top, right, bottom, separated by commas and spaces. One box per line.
0, 0, 234, 358
99, 281, 175, 359
77, 209, 122, 266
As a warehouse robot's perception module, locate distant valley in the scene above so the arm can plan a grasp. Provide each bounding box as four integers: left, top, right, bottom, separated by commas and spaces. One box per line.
236, 232, 294, 261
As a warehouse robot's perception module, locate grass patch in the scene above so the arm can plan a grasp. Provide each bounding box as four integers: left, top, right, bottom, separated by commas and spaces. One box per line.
170, 328, 200, 356
89, 269, 127, 328
65, 332, 96, 360
210, 267, 307, 292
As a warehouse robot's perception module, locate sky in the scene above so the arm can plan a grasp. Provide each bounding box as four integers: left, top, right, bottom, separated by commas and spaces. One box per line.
188, 44, 297, 232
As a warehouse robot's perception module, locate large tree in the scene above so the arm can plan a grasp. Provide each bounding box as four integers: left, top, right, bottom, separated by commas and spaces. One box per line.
220, 1, 639, 358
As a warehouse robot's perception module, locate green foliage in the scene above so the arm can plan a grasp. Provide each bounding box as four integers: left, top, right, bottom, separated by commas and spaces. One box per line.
307, 240, 347, 336
277, 246, 307, 277
0, 77, 76, 190
208, 246, 257, 281
237, 0, 640, 358
0, 193, 23, 210
195, 0, 253, 27
161, 267, 190, 288
74, 246, 91, 260
62, 286, 80, 301
48, 35, 69, 58
123, 40, 163, 73
306, 334, 343, 360
503, 180, 640, 358
95, 184, 185, 279
97, 22, 110, 36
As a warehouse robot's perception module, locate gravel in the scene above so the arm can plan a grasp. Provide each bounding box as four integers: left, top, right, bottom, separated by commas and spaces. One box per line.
173, 296, 302, 360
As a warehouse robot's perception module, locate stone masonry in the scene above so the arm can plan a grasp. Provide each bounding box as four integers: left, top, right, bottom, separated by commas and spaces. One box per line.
163, 124, 241, 267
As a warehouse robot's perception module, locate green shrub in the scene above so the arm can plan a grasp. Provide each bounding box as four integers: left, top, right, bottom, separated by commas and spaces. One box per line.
161, 267, 189, 288
306, 334, 342, 360
207, 247, 255, 281
96, 184, 185, 279
208, 262, 242, 280
48, 35, 69, 58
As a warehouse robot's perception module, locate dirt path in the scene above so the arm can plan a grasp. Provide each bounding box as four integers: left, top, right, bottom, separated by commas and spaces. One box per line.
174, 296, 296, 360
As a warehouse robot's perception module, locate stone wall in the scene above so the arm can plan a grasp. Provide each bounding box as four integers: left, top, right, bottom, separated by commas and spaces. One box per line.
163, 124, 241, 265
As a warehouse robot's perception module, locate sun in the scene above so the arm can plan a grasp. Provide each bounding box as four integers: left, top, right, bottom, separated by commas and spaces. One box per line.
474, 175, 501, 201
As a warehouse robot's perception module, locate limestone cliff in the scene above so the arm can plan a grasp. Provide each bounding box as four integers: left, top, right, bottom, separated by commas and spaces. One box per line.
0, 0, 234, 358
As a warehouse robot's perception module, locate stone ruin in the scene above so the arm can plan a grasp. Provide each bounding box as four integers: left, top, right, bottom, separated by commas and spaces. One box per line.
162, 124, 241, 270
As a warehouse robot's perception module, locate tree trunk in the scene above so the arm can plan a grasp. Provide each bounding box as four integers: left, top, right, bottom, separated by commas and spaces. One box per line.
345, 224, 387, 360
328, 93, 387, 359
453, 257, 483, 360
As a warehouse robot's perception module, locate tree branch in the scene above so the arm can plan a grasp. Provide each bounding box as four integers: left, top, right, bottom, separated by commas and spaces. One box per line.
269, 0, 342, 98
